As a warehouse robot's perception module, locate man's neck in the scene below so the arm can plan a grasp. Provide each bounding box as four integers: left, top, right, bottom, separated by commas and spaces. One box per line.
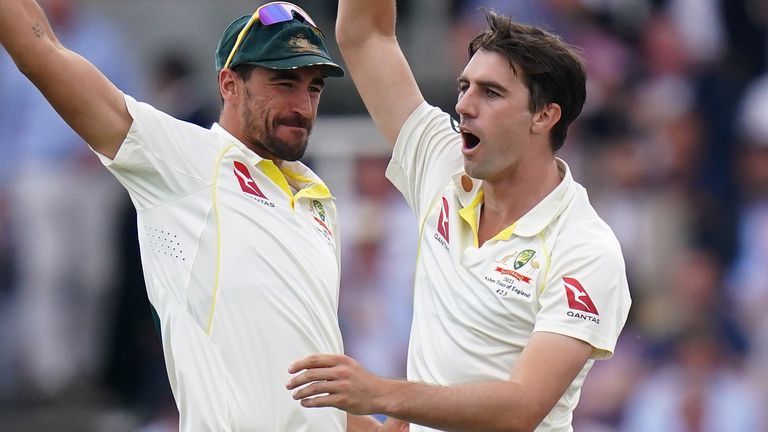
218, 116, 282, 166
477, 156, 561, 245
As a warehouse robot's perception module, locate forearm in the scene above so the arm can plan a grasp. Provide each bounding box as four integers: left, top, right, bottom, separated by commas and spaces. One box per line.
0, 0, 60, 72
290, 338, 589, 431
379, 380, 539, 432
336, 0, 396, 47
0, 0, 130, 156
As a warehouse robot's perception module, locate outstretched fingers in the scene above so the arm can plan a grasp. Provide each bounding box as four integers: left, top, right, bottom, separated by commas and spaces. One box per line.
287, 367, 335, 391
292, 379, 340, 401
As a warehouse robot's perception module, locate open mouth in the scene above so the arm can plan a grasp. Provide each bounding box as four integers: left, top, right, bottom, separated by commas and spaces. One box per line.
462, 131, 480, 150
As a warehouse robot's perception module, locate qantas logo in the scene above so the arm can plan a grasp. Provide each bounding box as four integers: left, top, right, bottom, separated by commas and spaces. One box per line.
563, 277, 599, 316
233, 161, 267, 199
437, 197, 449, 242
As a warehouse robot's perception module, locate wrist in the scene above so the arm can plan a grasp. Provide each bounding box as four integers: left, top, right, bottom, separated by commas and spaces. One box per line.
376, 378, 405, 417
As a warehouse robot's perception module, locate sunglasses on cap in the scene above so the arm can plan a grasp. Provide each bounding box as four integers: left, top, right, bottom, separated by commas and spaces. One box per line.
222, 1, 320, 70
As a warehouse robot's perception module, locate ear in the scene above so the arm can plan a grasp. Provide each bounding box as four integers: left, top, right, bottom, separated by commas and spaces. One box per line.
531, 103, 562, 136
218, 68, 240, 102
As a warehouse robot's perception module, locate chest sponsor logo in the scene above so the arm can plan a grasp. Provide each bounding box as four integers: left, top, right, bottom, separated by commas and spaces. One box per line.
433, 197, 450, 249
233, 161, 274, 207
485, 251, 540, 299
563, 277, 600, 323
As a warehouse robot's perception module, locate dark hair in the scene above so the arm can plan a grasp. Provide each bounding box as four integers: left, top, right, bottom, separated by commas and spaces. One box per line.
468, 11, 586, 152
231, 63, 258, 82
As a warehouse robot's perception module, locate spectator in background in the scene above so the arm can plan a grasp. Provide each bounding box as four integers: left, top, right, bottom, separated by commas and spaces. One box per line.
0, 53, 20, 401
654, 248, 748, 360
0, 0, 142, 402
587, 133, 692, 341
720, 0, 768, 87
338, 155, 416, 381
729, 73, 768, 402
149, 49, 216, 128
621, 324, 763, 432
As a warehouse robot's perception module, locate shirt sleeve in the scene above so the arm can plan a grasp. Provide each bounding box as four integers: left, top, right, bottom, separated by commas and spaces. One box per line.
385, 102, 464, 225
93, 94, 217, 210
534, 230, 632, 359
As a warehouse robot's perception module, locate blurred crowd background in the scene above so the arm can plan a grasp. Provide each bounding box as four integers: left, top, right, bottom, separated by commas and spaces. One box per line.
1, 0, 768, 430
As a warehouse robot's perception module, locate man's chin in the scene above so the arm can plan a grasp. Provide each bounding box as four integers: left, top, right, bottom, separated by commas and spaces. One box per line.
279, 125, 310, 140
463, 160, 478, 178
272, 143, 308, 162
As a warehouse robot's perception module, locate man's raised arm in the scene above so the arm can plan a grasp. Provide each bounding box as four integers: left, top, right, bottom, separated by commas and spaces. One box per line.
0, 0, 131, 159
336, 0, 424, 146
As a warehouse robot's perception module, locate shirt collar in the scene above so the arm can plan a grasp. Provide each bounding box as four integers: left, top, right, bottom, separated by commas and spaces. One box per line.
453, 158, 578, 239
513, 158, 578, 237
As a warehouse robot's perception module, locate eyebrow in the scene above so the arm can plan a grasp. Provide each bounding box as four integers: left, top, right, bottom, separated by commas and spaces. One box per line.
269, 70, 326, 88
457, 76, 507, 93
311, 78, 326, 89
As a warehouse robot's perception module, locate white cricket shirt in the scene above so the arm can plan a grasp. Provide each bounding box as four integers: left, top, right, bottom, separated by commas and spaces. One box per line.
386, 102, 631, 432
95, 95, 345, 431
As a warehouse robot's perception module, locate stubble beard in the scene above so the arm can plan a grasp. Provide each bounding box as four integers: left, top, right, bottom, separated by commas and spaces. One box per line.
241, 90, 312, 162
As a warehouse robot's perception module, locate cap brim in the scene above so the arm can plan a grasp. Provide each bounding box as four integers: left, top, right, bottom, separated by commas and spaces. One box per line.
249, 54, 345, 78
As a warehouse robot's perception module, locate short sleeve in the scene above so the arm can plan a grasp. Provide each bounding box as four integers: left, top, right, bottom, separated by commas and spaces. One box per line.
385, 102, 464, 225
94, 94, 218, 209
534, 235, 631, 359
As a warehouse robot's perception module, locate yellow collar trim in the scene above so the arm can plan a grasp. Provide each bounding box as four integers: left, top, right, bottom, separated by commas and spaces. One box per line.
282, 168, 314, 184
257, 161, 333, 209
458, 188, 520, 246
283, 168, 333, 200
258, 159, 293, 200
490, 222, 517, 242
295, 183, 332, 202
458, 190, 484, 248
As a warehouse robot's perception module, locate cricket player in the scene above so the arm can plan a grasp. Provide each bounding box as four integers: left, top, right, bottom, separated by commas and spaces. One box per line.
0, 1, 385, 430
287, 1, 632, 431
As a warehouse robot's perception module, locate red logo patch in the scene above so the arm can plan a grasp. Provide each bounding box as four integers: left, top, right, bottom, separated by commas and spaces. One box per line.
437, 197, 450, 243
563, 277, 599, 315
233, 161, 267, 199
494, 267, 532, 283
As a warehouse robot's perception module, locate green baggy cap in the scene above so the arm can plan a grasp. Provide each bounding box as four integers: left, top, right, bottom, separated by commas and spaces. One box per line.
215, 13, 344, 77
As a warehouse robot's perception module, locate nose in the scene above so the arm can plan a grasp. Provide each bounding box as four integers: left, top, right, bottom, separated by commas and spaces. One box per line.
292, 88, 315, 119
455, 89, 476, 119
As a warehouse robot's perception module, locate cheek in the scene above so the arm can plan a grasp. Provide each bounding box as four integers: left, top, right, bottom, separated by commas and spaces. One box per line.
504, 108, 533, 132
245, 85, 276, 108
489, 109, 526, 136
244, 92, 273, 119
